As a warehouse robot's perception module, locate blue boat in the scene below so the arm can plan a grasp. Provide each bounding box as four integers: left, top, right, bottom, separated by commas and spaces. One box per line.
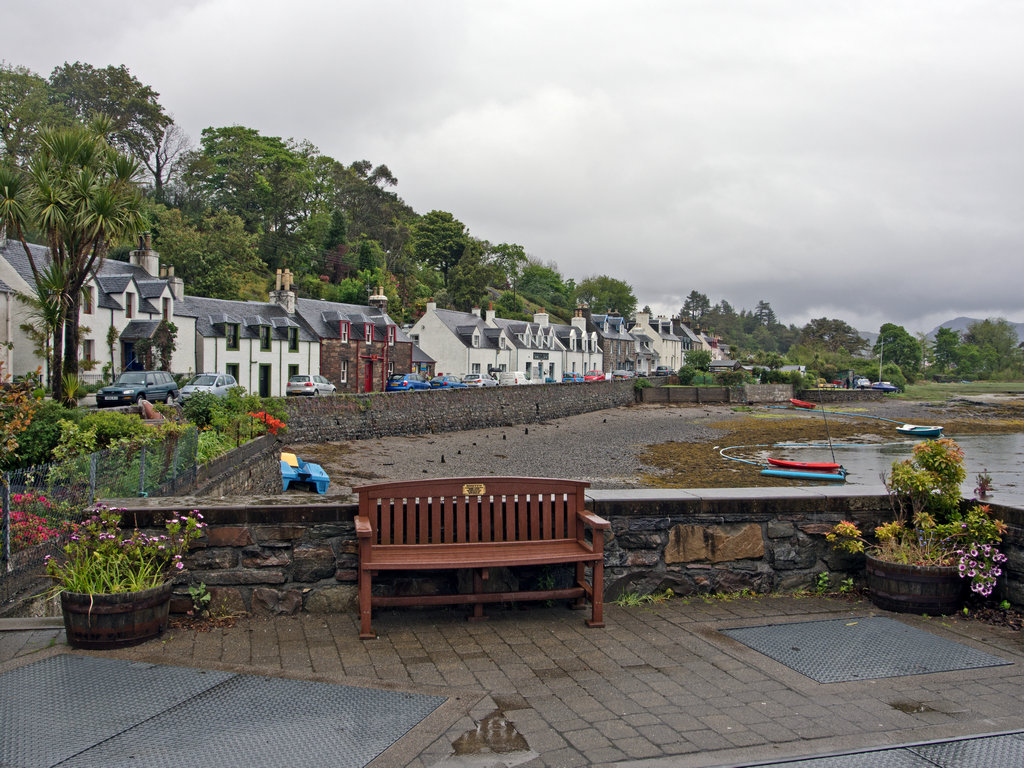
896, 424, 943, 438
280, 452, 330, 494
760, 467, 847, 482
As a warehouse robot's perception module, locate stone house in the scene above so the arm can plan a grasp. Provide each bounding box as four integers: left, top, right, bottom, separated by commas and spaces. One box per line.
588, 311, 636, 373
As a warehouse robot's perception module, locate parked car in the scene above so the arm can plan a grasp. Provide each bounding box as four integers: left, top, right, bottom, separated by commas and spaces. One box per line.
561, 372, 585, 384
96, 370, 179, 407
430, 374, 468, 389
462, 373, 498, 387
611, 369, 634, 380
498, 371, 533, 386
653, 366, 674, 376
854, 377, 872, 389
583, 370, 605, 382
870, 381, 900, 393
385, 372, 431, 392
286, 374, 336, 396
179, 372, 238, 401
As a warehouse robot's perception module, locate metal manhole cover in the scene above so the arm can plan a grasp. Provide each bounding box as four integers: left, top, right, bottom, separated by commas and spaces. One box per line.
1, 655, 445, 768
721, 616, 1010, 683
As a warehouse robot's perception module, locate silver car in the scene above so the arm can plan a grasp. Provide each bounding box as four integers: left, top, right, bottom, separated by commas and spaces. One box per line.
286, 374, 337, 396
461, 373, 498, 387
180, 373, 238, 401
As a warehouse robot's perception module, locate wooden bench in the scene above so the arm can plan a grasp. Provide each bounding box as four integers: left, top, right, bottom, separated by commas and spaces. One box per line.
355, 476, 610, 639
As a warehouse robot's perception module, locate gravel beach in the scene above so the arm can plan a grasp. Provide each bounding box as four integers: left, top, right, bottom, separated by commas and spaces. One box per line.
285, 394, 1024, 501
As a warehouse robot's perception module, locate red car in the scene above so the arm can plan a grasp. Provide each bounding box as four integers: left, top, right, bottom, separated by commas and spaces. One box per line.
583, 370, 605, 382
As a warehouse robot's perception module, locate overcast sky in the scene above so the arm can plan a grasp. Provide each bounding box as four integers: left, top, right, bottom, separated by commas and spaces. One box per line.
6, 1, 1024, 334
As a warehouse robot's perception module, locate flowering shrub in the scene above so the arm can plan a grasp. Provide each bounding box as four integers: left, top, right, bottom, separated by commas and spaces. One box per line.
248, 411, 286, 436
10, 509, 61, 550
46, 504, 206, 594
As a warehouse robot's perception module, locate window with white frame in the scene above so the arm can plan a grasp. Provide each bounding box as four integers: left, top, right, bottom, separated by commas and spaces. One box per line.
339, 360, 348, 383
340, 321, 349, 342
125, 292, 134, 318
387, 360, 394, 376
387, 325, 396, 345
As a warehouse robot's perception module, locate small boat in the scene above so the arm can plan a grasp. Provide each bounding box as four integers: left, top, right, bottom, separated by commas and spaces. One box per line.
280, 452, 330, 494
761, 467, 847, 482
767, 458, 842, 472
789, 398, 817, 409
896, 424, 943, 438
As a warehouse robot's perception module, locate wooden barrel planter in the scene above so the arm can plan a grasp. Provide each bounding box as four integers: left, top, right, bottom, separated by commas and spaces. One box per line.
60, 581, 174, 650
865, 554, 966, 615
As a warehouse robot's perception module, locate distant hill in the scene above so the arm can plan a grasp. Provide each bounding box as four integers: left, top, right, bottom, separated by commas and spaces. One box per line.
926, 317, 1024, 341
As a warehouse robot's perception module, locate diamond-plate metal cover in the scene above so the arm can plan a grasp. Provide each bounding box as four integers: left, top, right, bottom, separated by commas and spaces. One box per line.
721, 616, 1010, 683
1, 655, 445, 768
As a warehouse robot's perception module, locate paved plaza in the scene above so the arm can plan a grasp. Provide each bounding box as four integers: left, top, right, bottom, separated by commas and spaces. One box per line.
3, 595, 1023, 767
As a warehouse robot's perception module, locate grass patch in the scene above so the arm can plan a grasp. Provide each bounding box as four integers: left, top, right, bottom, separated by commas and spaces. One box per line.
899, 381, 1024, 401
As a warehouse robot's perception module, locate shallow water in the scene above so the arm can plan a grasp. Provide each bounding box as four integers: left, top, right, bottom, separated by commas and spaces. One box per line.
767, 432, 1024, 504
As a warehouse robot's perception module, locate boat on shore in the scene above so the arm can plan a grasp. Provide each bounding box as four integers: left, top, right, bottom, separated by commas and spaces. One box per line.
790, 398, 817, 409
896, 424, 944, 438
760, 467, 847, 482
766, 458, 842, 472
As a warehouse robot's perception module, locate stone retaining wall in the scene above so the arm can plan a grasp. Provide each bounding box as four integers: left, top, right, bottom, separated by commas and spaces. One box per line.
122, 490, 1024, 617
283, 380, 638, 443
640, 384, 793, 404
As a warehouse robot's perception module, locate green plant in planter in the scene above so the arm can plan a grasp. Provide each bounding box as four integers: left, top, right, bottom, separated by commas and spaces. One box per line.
45, 504, 206, 594
827, 438, 1007, 597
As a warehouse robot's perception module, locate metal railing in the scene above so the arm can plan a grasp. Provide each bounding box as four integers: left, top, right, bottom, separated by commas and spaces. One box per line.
1, 427, 199, 607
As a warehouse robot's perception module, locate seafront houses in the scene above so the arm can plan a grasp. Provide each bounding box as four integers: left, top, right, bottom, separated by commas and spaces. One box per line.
627, 312, 683, 375
408, 303, 603, 381
588, 312, 635, 373
0, 236, 419, 396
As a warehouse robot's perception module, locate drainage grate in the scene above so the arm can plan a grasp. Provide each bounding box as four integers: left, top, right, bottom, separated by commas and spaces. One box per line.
1, 655, 445, 768
732, 732, 1024, 767
721, 616, 1011, 683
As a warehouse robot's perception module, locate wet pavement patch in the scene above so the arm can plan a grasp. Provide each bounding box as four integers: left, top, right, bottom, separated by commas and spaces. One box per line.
1, 654, 445, 768
721, 616, 1011, 683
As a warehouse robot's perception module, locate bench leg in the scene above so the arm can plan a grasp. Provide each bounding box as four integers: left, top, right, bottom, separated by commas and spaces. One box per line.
468, 569, 488, 622
586, 562, 605, 628
359, 568, 375, 639
572, 563, 587, 610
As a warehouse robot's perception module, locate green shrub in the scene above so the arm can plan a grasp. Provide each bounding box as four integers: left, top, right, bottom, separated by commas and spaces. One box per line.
77, 410, 150, 450
677, 365, 696, 385
182, 391, 224, 428
633, 377, 651, 392
196, 429, 237, 464
3, 401, 81, 469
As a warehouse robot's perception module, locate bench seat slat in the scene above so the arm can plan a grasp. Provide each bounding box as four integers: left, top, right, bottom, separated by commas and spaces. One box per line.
363, 540, 601, 570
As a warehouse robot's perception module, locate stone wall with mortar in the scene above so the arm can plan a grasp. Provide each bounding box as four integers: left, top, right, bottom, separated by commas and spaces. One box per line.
118, 490, 1024, 618
640, 384, 793, 404
282, 380, 639, 443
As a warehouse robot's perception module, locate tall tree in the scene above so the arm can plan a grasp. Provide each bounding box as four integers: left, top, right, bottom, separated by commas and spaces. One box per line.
754, 300, 777, 326
448, 241, 499, 311
964, 318, 1022, 376
874, 323, 922, 379
0, 63, 67, 165
410, 210, 468, 288
490, 242, 527, 306
0, 120, 146, 402
575, 275, 637, 317
48, 62, 171, 168
931, 327, 961, 373
798, 317, 867, 354
681, 290, 710, 325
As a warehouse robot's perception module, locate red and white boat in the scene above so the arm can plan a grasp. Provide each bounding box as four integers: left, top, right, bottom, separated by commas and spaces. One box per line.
766, 458, 842, 472
789, 398, 817, 409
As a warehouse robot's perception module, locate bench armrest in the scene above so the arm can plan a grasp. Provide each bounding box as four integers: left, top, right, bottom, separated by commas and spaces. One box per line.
355, 515, 372, 538
577, 510, 610, 530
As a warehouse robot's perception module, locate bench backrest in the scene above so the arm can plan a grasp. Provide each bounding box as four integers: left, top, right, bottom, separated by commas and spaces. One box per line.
356, 477, 590, 546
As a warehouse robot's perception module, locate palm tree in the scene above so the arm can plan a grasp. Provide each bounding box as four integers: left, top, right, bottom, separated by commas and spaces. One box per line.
1, 119, 146, 403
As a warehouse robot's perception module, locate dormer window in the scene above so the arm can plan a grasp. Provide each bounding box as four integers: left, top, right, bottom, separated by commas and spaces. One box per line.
288, 327, 299, 352
387, 325, 396, 346
226, 324, 240, 350
259, 325, 271, 351
340, 321, 350, 343
125, 292, 134, 318
472, 331, 480, 348
364, 323, 372, 341
83, 286, 94, 315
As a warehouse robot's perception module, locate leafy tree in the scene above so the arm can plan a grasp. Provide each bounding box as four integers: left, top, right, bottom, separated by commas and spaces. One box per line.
150, 206, 263, 299
799, 317, 867, 355
931, 327, 961, 374
410, 210, 468, 288
448, 241, 500, 311
685, 348, 712, 372
874, 323, 922, 380
490, 242, 527, 305
47, 62, 171, 170
681, 290, 710, 325
575, 275, 636, 317
518, 261, 573, 312
964, 318, 1022, 377
0, 120, 146, 403
754, 300, 777, 327
143, 123, 191, 198
0, 63, 67, 165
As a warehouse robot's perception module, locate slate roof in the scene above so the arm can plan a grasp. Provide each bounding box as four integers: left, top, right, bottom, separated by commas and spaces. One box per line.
175, 295, 319, 343
292, 297, 408, 344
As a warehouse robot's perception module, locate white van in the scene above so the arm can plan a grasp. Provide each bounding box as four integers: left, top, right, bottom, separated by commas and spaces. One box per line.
498, 371, 532, 386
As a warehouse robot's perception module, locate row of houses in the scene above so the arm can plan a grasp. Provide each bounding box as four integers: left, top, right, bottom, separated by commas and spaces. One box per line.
0, 235, 726, 396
